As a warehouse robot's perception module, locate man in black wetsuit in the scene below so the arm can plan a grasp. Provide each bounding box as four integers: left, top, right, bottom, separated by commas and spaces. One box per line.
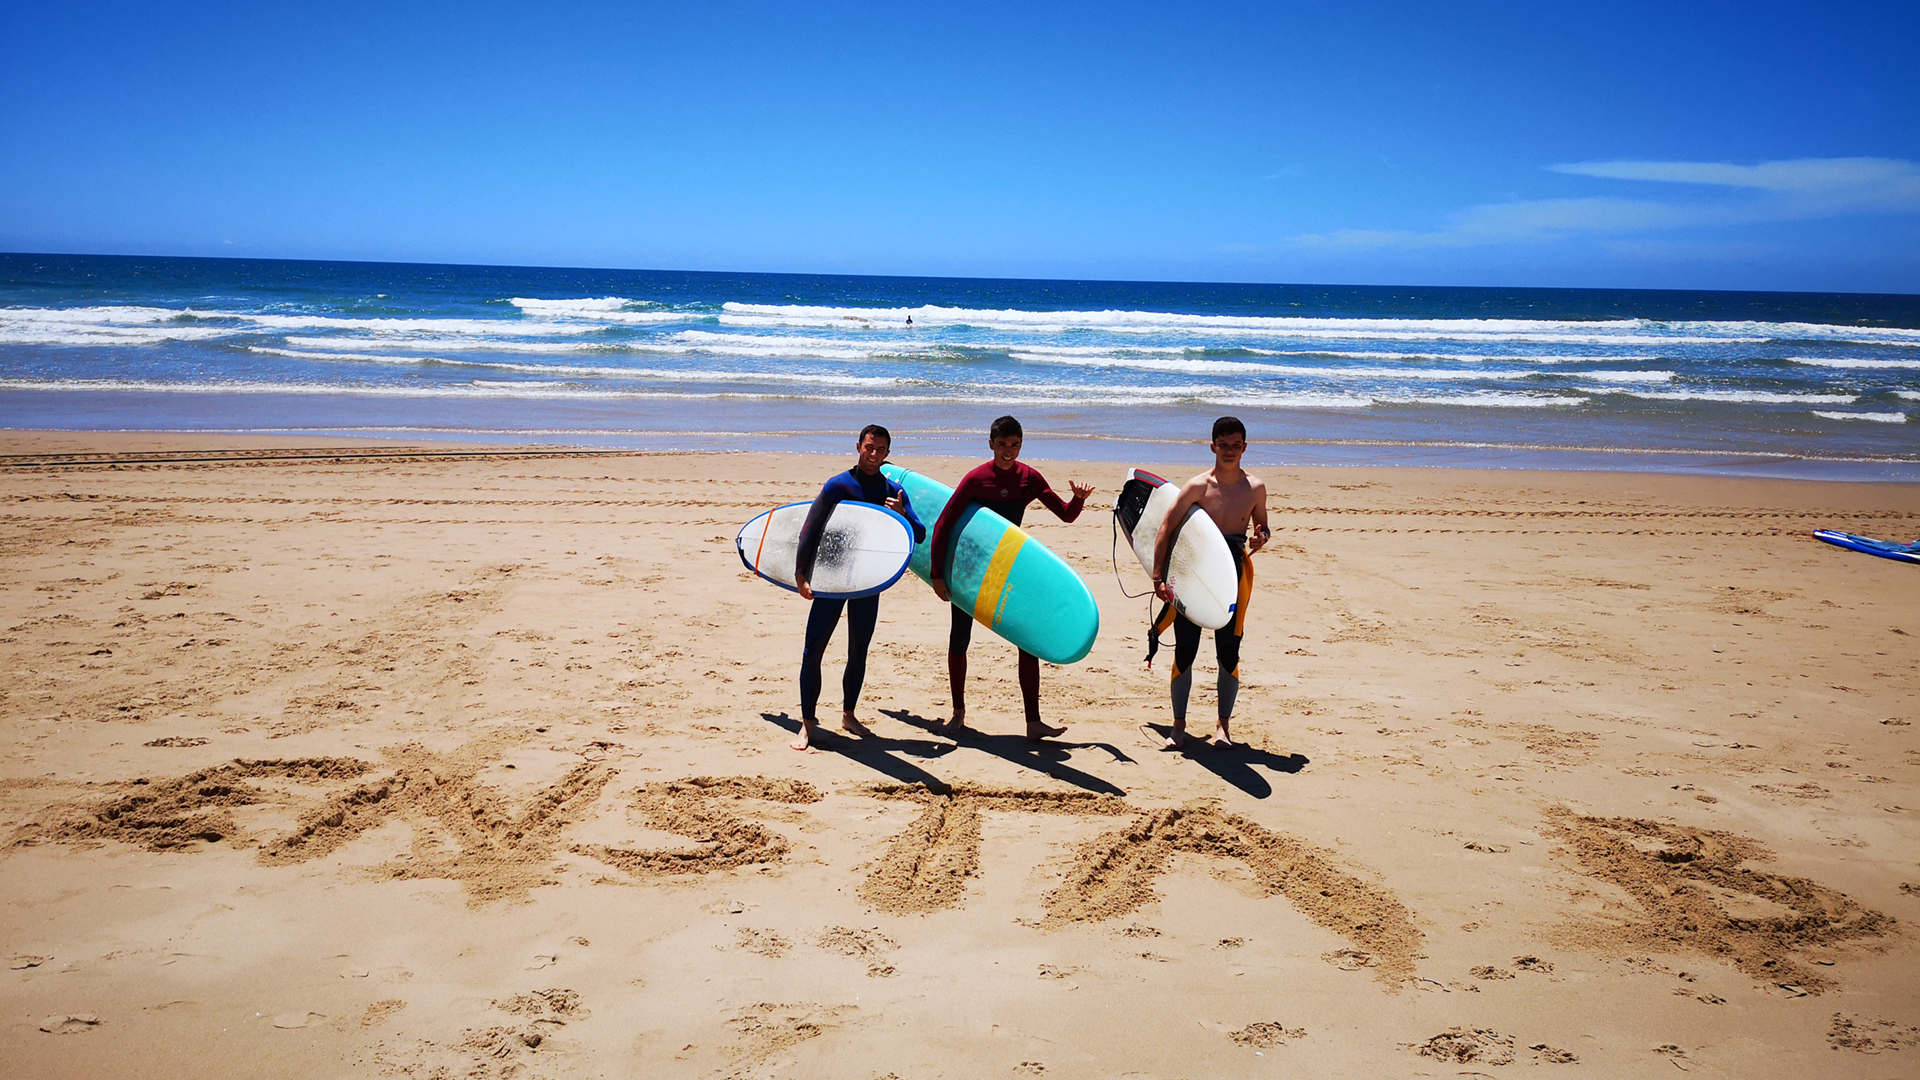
791, 424, 926, 750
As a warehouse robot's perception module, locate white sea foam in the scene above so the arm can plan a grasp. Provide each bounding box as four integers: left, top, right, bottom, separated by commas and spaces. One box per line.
281, 335, 621, 354
1563, 370, 1678, 383
509, 297, 634, 313
1008, 351, 1518, 380
1616, 390, 1859, 404
1811, 410, 1909, 423
0, 304, 669, 338
1788, 356, 1920, 369
280, 333, 940, 362
715, 310, 1745, 346
1681, 320, 1920, 345
0, 304, 192, 326
723, 302, 1628, 334
714, 302, 1855, 344
247, 347, 908, 386
236, 313, 606, 335
0, 324, 242, 345
1896, 391, 1920, 401
0, 377, 1576, 409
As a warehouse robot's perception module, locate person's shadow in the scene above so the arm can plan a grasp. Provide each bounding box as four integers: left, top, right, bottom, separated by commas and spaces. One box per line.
760, 712, 957, 790
1141, 722, 1309, 799
879, 708, 1132, 797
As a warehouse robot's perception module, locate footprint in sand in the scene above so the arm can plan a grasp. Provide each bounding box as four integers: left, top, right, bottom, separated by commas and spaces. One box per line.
39, 1014, 100, 1034
815, 927, 896, 977
272, 1011, 325, 1029
361, 1000, 407, 1026
1413, 1027, 1515, 1065
1228, 1021, 1306, 1048
1323, 948, 1374, 971
732, 928, 791, 958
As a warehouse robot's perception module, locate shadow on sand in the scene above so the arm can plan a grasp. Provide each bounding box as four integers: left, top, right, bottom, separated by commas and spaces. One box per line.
760, 712, 956, 789
878, 708, 1132, 797
1141, 722, 1309, 799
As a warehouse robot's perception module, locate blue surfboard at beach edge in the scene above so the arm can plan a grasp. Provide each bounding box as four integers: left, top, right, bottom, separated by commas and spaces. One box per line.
882, 464, 1099, 665
1813, 530, 1920, 566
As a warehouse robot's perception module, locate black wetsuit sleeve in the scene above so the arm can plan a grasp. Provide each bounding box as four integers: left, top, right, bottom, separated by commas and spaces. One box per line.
795, 474, 851, 582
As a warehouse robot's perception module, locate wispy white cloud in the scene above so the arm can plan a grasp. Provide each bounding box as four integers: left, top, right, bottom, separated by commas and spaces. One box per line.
1293, 157, 1920, 251
1549, 156, 1920, 194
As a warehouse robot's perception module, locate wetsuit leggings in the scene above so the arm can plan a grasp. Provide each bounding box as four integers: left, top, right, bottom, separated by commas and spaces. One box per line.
1167, 539, 1252, 723
800, 595, 878, 721
948, 607, 1041, 727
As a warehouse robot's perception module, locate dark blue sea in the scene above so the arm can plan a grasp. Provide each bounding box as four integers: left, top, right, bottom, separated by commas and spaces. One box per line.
3, 253, 1917, 479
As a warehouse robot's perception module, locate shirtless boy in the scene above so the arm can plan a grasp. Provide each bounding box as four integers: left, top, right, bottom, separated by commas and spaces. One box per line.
791, 424, 927, 751
929, 415, 1095, 741
1150, 416, 1270, 749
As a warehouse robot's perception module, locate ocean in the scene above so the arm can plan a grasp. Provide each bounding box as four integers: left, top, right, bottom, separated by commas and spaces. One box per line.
2, 252, 1917, 479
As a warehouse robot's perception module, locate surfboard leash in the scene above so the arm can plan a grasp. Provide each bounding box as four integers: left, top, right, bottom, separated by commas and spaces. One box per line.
1109, 507, 1154, 599
1111, 508, 1176, 666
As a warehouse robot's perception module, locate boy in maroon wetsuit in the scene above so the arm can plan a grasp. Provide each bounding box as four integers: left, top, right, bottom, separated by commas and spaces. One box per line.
929, 415, 1095, 741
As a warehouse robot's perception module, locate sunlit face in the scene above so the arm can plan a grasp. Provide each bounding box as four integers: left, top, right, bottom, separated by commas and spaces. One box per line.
1211, 433, 1246, 467
990, 434, 1023, 467
856, 433, 891, 473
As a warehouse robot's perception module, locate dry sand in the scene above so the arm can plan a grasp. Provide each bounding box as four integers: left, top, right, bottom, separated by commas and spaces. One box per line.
1, 430, 1916, 1079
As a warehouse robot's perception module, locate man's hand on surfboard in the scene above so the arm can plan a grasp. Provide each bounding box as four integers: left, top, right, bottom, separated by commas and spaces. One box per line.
796, 576, 814, 600
1153, 578, 1175, 604
932, 578, 950, 602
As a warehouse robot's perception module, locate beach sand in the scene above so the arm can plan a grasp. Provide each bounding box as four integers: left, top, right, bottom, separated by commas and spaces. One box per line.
2, 431, 1916, 1078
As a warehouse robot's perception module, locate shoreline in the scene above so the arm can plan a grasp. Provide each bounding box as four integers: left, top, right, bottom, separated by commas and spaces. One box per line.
5, 426, 1919, 483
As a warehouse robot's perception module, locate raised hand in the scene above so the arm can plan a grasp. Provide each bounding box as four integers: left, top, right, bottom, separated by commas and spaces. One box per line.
1068, 479, 1095, 500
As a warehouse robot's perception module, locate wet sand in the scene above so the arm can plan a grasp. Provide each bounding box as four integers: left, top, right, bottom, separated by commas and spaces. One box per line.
2, 431, 1916, 1078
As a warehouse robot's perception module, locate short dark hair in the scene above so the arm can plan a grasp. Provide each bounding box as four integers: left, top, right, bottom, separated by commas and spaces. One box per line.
1211, 416, 1246, 442
989, 415, 1023, 441
857, 424, 891, 446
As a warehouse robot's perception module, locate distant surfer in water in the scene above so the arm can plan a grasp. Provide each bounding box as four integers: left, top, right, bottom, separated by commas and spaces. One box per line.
1150, 416, 1270, 749
792, 424, 926, 751
930, 415, 1094, 741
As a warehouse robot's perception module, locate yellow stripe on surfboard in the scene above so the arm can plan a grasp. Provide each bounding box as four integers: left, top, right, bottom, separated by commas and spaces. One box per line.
972, 528, 1028, 629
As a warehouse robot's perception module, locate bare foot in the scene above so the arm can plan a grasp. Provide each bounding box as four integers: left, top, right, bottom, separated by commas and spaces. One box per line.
1164, 724, 1190, 750
1026, 722, 1067, 742
840, 711, 871, 737
791, 717, 816, 751
1211, 720, 1234, 748
939, 708, 967, 738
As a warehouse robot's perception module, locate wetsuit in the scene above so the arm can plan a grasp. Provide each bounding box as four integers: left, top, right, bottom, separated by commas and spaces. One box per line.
929, 461, 1084, 726
796, 468, 926, 722
1155, 534, 1253, 725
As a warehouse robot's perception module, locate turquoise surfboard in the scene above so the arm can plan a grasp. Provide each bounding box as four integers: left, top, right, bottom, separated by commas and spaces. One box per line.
882, 464, 1099, 665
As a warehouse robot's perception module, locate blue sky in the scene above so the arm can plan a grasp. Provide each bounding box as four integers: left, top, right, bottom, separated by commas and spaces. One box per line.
3, 1, 1917, 291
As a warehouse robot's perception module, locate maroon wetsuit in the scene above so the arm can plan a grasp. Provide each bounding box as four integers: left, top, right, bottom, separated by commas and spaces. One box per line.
929, 460, 1084, 728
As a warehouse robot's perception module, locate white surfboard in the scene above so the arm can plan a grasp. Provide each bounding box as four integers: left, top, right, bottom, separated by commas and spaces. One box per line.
1113, 469, 1239, 629
736, 501, 915, 600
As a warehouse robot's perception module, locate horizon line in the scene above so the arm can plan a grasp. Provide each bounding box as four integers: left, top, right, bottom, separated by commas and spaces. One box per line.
4, 249, 1919, 301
